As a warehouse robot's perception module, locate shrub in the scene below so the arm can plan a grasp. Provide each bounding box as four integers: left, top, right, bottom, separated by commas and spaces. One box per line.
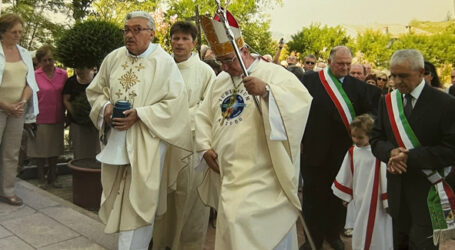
55, 20, 123, 68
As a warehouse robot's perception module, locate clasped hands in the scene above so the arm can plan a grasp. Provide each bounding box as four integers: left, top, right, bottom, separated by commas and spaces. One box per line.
388, 147, 408, 174
104, 103, 138, 131
3, 100, 26, 118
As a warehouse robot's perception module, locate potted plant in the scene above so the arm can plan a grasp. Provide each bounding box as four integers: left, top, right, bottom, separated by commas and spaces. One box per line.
55, 20, 123, 210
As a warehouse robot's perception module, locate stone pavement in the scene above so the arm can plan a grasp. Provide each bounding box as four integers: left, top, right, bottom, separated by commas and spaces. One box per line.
2, 178, 455, 250
0, 179, 116, 250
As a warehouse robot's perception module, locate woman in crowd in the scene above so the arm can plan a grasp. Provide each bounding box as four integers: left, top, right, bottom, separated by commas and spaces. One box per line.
0, 14, 38, 205
376, 72, 390, 95
364, 74, 377, 86
28, 45, 67, 188
62, 66, 100, 159
424, 61, 442, 89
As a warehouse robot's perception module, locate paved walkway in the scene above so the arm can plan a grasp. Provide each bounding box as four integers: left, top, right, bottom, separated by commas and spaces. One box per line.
0, 179, 116, 250
2, 179, 455, 250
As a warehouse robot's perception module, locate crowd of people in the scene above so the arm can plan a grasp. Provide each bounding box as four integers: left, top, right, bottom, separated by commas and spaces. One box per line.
0, 9, 455, 250
0, 13, 99, 203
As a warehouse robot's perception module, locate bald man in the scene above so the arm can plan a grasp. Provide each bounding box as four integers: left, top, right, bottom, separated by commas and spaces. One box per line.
349, 64, 366, 81
299, 46, 381, 250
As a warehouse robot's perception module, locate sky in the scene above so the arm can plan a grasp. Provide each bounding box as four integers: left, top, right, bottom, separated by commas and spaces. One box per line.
267, 0, 454, 39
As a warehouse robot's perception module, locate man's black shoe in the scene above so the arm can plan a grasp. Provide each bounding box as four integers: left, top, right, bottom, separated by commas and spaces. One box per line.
328, 239, 345, 250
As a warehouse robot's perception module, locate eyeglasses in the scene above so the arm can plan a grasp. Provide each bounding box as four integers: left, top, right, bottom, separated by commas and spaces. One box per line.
215, 56, 237, 65
305, 61, 315, 65
377, 77, 387, 81
121, 27, 153, 35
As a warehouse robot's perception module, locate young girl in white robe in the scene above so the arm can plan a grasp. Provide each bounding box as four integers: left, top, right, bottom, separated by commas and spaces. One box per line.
332, 114, 393, 250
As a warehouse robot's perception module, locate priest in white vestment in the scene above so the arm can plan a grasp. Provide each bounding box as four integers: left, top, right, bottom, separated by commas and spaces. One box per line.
195, 12, 313, 250
152, 21, 215, 250
86, 11, 192, 250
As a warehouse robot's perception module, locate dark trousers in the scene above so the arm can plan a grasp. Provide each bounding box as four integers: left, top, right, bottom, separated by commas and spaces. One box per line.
392, 174, 438, 250
301, 180, 346, 247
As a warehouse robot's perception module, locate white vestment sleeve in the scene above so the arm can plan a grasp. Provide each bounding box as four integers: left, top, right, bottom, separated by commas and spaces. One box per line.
332, 151, 354, 202
268, 93, 287, 141
97, 101, 111, 128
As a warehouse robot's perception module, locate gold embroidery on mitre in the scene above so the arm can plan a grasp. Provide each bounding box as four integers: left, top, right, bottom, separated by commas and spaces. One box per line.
212, 38, 244, 57
200, 15, 245, 57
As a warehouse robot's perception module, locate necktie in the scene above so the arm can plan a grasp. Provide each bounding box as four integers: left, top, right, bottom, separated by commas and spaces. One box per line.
404, 94, 413, 119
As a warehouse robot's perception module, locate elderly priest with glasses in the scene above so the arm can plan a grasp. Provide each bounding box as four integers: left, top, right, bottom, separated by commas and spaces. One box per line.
86, 11, 192, 250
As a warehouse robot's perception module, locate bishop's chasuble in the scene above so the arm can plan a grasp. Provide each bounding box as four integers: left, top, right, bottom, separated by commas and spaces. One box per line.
153, 53, 215, 250
195, 59, 312, 249
86, 44, 192, 233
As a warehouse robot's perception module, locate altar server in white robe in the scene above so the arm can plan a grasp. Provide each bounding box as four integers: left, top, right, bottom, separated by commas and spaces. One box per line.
332, 114, 393, 250
152, 21, 215, 250
195, 11, 312, 250
86, 11, 192, 250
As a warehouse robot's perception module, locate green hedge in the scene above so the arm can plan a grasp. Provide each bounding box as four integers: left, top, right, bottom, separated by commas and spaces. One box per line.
55, 20, 123, 68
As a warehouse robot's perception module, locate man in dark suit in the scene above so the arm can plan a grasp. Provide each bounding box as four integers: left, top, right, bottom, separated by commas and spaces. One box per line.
370, 49, 455, 249
299, 46, 381, 250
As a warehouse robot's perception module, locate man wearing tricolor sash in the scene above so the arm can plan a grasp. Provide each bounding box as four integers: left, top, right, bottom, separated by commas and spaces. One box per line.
299, 46, 381, 250
370, 49, 455, 249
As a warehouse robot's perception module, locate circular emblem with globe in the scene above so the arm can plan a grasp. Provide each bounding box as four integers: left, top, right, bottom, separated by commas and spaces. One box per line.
220, 94, 246, 120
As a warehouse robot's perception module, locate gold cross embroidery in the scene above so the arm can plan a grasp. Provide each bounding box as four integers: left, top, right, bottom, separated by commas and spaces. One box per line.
118, 68, 139, 92
128, 90, 137, 100
129, 57, 139, 64
135, 63, 144, 71
115, 89, 123, 99
121, 61, 129, 70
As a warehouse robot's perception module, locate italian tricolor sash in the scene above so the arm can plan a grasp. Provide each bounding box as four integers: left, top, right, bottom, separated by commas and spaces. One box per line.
385, 90, 455, 245
319, 67, 356, 132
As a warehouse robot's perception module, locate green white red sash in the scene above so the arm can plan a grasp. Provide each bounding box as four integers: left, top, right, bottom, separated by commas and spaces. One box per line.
319, 67, 356, 132
385, 89, 455, 244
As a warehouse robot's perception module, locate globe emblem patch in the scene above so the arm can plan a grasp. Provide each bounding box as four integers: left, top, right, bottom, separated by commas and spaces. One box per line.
220, 94, 246, 120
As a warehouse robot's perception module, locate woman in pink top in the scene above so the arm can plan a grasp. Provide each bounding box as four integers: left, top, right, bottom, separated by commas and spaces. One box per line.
27, 45, 67, 188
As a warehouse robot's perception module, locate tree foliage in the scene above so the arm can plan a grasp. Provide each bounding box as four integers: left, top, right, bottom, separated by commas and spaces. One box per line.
163, 0, 281, 55
90, 0, 159, 24
287, 24, 351, 61
55, 20, 123, 68
79, 0, 280, 54
354, 29, 392, 68
287, 21, 455, 80
72, 0, 94, 21
3, 0, 69, 50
